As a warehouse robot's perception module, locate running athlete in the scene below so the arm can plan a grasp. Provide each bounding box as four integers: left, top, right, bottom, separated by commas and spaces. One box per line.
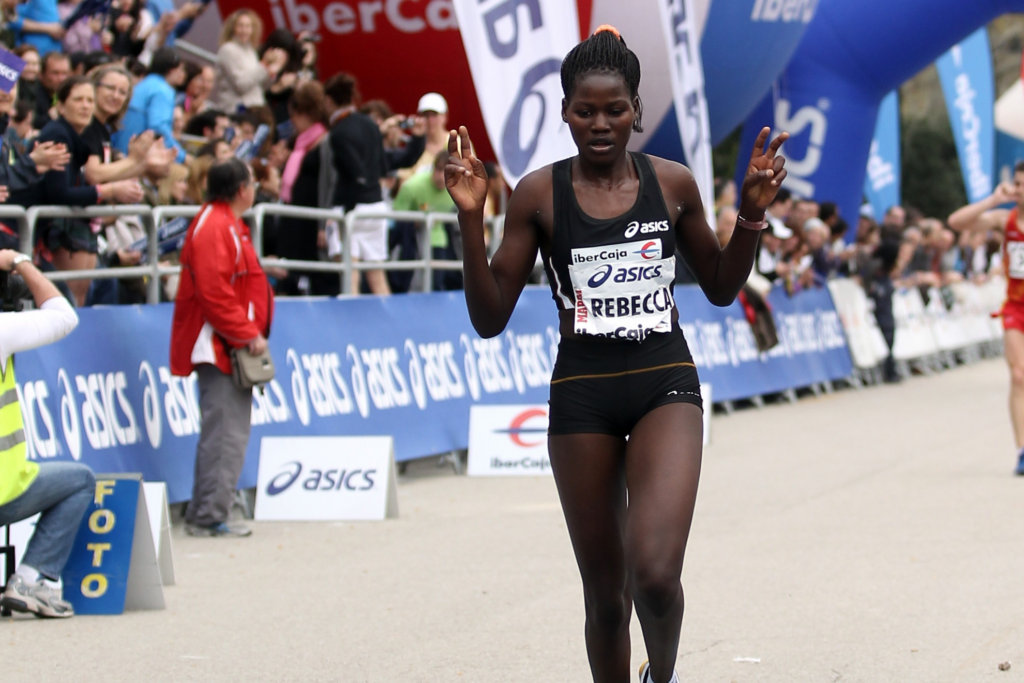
448, 28, 790, 683
949, 165, 1024, 474
447, 28, 788, 683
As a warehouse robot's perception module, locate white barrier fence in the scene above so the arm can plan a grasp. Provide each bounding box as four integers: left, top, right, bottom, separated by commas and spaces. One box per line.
828, 276, 1006, 382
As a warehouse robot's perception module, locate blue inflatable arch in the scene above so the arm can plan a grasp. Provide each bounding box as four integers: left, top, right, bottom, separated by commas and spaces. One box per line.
737, 0, 1024, 227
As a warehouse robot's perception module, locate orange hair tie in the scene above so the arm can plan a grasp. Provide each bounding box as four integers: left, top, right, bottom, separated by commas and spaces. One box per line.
593, 24, 621, 39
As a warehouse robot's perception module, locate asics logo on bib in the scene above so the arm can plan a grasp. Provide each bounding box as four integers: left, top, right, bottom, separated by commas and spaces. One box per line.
572, 240, 662, 264
624, 220, 670, 238
587, 263, 665, 288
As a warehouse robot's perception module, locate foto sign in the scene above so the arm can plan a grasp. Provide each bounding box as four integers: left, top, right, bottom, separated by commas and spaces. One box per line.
468, 404, 551, 476
255, 436, 399, 521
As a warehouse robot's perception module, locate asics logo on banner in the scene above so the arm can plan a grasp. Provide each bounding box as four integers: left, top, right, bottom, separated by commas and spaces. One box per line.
587, 263, 665, 288
624, 220, 670, 238
750, 0, 818, 23
773, 98, 828, 199
266, 460, 377, 494
952, 72, 992, 200
267, 461, 303, 495
0, 63, 20, 84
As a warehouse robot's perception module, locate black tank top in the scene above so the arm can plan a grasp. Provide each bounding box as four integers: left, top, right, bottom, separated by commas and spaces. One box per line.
544, 152, 678, 342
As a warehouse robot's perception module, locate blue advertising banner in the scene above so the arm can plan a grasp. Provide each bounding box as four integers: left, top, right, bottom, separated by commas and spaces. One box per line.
937, 28, 996, 204
678, 285, 852, 402
736, 0, 1016, 236
61, 475, 139, 614
864, 91, 901, 223
14, 286, 852, 503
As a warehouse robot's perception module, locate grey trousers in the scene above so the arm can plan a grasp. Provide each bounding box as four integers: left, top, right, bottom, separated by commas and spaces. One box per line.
186, 364, 252, 526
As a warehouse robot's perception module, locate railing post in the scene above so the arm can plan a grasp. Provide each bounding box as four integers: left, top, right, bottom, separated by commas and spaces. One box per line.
251, 204, 265, 257
341, 212, 354, 295
20, 207, 36, 256
423, 213, 433, 293
145, 208, 160, 304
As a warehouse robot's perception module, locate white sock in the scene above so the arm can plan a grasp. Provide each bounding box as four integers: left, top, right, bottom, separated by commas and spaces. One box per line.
15, 564, 40, 584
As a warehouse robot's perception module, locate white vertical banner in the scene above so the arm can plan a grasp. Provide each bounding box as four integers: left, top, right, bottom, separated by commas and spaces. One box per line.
658, 0, 715, 224
451, 0, 581, 187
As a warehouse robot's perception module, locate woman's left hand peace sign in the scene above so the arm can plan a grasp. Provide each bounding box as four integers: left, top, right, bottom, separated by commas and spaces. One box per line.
740, 127, 790, 214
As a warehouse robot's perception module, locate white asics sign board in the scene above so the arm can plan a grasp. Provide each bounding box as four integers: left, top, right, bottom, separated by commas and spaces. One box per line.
468, 404, 552, 476
255, 436, 399, 521
658, 0, 715, 224
451, 0, 581, 187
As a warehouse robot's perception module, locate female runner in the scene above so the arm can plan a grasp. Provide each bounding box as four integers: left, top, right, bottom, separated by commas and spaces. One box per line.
446, 27, 789, 683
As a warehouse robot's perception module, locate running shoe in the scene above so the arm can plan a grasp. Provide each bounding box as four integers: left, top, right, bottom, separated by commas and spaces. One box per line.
638, 661, 678, 683
1015, 450, 1024, 476
185, 521, 252, 537
0, 575, 74, 618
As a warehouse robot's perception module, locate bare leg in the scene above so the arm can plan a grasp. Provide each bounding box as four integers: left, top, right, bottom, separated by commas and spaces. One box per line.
349, 257, 361, 295
1005, 329, 1024, 448
625, 403, 703, 683
365, 268, 391, 295
50, 248, 95, 307
549, 433, 631, 683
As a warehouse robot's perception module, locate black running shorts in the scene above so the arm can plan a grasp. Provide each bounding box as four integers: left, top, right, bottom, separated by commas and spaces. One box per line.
548, 327, 703, 438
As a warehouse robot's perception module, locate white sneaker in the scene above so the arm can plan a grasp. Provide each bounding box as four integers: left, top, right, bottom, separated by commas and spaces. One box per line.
639, 661, 678, 683
1, 575, 74, 618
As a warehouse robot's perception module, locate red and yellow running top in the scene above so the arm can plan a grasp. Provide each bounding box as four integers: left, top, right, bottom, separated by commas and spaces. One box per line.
1004, 209, 1024, 304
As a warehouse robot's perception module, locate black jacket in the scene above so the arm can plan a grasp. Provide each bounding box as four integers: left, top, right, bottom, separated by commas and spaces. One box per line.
33, 84, 55, 131
385, 135, 426, 173
328, 111, 386, 210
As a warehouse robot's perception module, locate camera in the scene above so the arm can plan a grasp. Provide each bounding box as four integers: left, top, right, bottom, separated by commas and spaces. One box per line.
398, 118, 417, 131
0, 271, 28, 312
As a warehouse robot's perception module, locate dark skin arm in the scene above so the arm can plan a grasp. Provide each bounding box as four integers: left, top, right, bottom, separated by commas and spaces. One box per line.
657, 127, 789, 305
447, 126, 789, 337
448, 128, 550, 338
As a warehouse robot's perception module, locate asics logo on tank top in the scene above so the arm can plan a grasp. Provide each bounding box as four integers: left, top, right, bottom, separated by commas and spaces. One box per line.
623, 220, 670, 238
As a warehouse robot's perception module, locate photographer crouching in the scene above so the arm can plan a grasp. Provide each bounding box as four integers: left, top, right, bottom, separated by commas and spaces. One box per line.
0, 250, 92, 618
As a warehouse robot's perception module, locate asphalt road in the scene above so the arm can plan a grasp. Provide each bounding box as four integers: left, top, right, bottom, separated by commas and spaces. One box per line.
4, 358, 1024, 682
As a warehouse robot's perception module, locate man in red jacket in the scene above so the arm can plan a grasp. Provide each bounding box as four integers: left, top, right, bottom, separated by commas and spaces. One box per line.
171, 158, 273, 537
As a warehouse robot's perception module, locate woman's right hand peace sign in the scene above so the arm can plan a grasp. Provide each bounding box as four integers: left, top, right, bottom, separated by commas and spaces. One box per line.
445, 126, 488, 215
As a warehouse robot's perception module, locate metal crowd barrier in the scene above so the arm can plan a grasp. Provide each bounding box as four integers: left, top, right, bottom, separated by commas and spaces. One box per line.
16, 204, 490, 304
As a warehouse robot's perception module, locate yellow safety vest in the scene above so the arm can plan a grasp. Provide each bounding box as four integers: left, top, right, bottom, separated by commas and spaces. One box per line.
0, 357, 38, 507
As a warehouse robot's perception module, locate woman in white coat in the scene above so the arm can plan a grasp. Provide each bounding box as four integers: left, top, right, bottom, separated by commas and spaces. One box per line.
210, 10, 287, 114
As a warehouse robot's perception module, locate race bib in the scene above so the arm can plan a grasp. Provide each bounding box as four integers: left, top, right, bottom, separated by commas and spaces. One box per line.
1008, 241, 1024, 279
568, 252, 676, 341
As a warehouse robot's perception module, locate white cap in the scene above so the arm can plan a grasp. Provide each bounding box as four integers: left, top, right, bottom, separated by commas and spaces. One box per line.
417, 93, 448, 114
803, 217, 827, 232
768, 215, 793, 239
859, 203, 875, 218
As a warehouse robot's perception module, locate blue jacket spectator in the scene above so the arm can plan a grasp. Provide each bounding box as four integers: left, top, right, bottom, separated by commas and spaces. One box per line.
11, 0, 62, 54
113, 48, 187, 163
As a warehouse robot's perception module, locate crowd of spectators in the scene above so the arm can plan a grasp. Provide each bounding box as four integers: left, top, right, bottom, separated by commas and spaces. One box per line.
710, 179, 1007, 382
727, 186, 1004, 295
0, 0, 1005, 313
0, 0, 482, 305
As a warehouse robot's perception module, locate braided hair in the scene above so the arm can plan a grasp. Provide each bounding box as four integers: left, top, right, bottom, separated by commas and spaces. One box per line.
560, 26, 643, 133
